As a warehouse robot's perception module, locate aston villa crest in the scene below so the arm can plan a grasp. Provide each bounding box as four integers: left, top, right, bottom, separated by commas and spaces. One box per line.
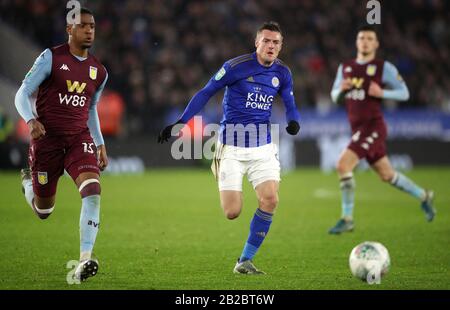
366, 64, 377, 76
38, 172, 48, 185
89, 66, 97, 80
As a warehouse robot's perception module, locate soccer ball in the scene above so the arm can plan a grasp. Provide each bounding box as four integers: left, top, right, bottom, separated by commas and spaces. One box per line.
349, 241, 390, 283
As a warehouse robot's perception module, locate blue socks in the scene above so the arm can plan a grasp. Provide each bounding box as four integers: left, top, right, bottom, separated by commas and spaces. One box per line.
390, 172, 426, 201
80, 195, 100, 261
340, 174, 355, 219
239, 208, 273, 263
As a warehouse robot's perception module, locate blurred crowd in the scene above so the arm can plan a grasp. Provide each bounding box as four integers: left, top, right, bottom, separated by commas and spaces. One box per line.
1, 0, 449, 135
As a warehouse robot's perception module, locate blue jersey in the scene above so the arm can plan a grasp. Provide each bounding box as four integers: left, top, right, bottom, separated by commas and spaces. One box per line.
179, 52, 300, 147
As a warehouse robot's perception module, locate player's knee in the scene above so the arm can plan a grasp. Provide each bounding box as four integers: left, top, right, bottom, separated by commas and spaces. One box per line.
336, 160, 345, 174
220, 194, 242, 220
224, 208, 241, 220
258, 193, 278, 211
222, 201, 242, 219
336, 160, 349, 175
79, 179, 101, 198
379, 172, 394, 183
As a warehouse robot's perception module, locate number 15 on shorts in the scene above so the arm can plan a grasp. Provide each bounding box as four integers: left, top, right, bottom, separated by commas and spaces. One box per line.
82, 142, 94, 154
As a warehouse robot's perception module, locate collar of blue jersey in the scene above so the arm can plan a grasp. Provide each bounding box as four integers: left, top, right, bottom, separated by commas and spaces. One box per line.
253, 52, 277, 69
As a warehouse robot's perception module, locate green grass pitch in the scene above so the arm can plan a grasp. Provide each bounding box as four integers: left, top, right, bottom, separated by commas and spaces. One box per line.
0, 168, 449, 290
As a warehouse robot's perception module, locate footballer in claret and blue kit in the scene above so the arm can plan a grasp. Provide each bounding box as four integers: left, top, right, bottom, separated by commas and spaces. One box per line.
15, 8, 108, 282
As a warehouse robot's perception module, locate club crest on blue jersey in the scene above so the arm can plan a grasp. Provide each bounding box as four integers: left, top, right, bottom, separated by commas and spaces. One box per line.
38, 172, 48, 185
89, 66, 97, 80
271, 76, 280, 87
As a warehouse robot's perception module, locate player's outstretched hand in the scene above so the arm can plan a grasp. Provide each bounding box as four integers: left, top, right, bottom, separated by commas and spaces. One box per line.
286, 120, 300, 135
27, 119, 46, 140
158, 121, 183, 144
97, 144, 108, 171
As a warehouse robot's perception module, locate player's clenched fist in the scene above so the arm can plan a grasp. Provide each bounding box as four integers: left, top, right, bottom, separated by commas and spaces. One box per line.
368, 81, 383, 98
27, 119, 46, 140
158, 124, 175, 144
97, 144, 108, 171
286, 120, 300, 135
341, 78, 353, 92
158, 121, 183, 144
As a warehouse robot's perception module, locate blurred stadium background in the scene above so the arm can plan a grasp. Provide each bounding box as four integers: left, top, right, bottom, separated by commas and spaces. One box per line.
0, 0, 449, 290
0, 0, 449, 171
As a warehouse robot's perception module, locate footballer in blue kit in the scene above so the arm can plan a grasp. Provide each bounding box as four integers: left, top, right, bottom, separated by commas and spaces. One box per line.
159, 22, 301, 274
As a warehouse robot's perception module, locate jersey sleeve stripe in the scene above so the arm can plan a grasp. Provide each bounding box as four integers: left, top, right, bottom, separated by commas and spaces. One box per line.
229, 54, 253, 67
230, 56, 254, 68
275, 59, 292, 74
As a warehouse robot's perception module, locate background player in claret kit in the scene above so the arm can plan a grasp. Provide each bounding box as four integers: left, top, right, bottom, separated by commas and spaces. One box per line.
14, 8, 108, 281
328, 25, 436, 235
158, 22, 301, 274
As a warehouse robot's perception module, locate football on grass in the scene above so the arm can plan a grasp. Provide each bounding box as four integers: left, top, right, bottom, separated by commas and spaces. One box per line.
349, 241, 390, 283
